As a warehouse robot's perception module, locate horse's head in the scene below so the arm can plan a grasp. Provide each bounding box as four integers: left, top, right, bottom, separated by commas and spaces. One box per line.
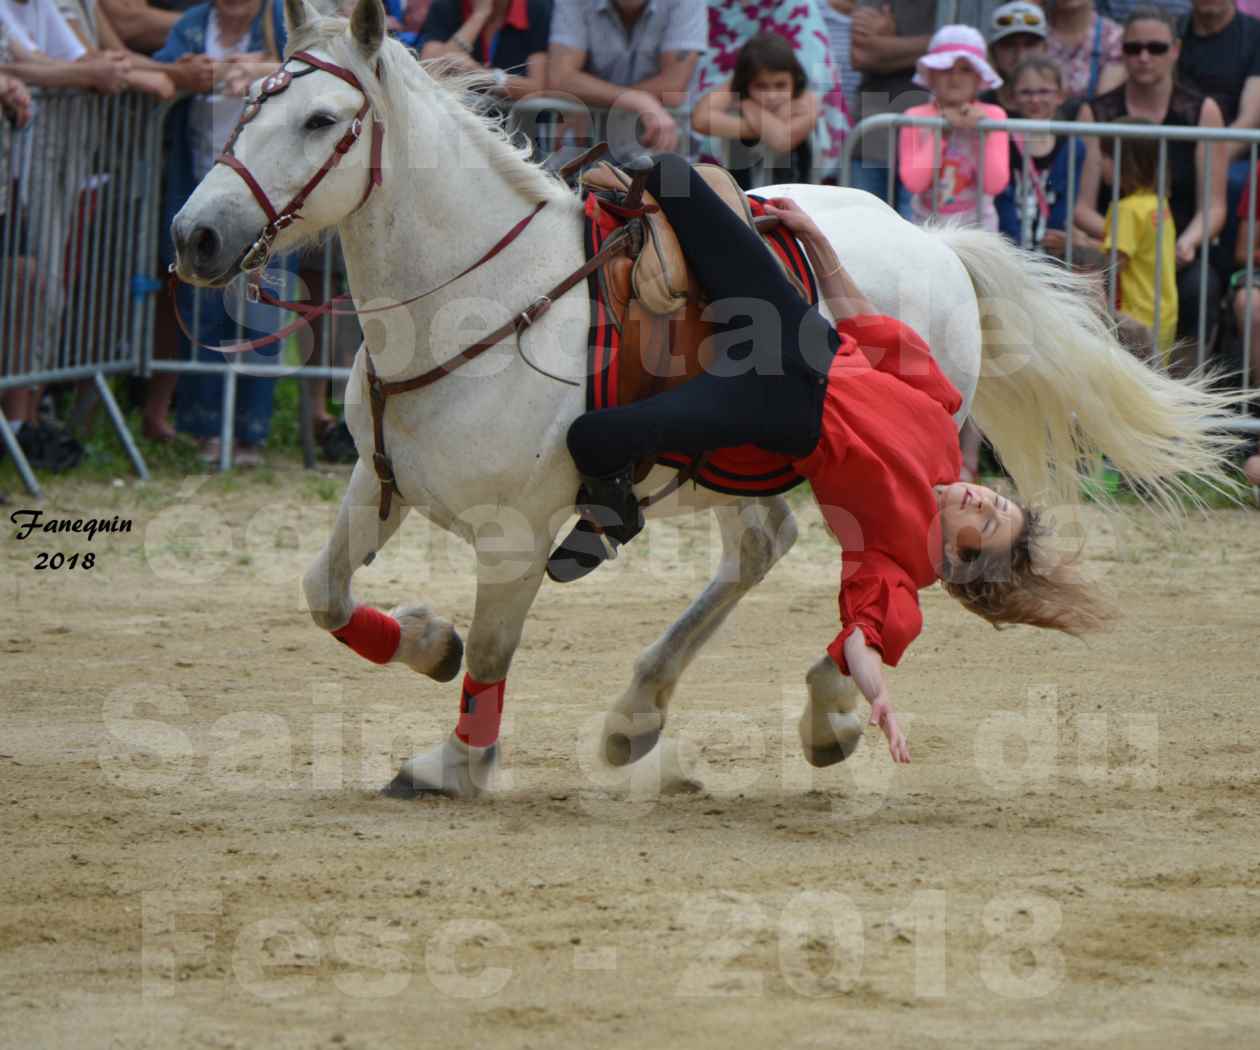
171, 0, 388, 285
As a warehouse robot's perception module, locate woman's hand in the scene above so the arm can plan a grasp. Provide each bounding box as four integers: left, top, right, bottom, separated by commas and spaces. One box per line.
1040, 229, 1067, 256
1174, 233, 1198, 269
852, 3, 895, 42
869, 694, 910, 764
762, 198, 823, 242
219, 58, 279, 97
170, 53, 216, 94
0, 73, 32, 128
77, 52, 131, 94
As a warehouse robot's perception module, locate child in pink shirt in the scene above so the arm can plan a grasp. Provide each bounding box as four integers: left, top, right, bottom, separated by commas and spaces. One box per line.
898, 25, 1011, 231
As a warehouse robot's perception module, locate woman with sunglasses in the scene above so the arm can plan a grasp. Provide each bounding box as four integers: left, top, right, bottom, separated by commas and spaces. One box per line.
1075, 5, 1227, 372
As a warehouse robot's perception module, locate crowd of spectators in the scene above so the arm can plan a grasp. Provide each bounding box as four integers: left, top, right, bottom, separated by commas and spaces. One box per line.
2, 0, 1260, 481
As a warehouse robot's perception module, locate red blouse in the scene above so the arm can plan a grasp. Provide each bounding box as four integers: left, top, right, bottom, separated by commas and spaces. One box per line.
791, 315, 963, 674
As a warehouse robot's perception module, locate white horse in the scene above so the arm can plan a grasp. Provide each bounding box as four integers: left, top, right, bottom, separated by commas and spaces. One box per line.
172, 0, 1238, 798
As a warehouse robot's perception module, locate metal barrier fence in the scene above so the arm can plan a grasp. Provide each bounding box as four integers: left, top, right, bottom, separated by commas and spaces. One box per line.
842, 112, 1260, 434
6, 93, 1259, 494
1, 89, 161, 496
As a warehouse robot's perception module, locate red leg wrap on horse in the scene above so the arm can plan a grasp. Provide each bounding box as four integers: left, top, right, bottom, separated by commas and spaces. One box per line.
455, 674, 505, 748
331, 606, 401, 665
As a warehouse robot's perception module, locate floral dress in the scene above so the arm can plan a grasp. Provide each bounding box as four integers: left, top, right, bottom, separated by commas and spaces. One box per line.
690, 0, 851, 180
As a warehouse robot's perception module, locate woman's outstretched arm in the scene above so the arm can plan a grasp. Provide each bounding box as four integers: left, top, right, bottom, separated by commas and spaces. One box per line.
844, 630, 910, 764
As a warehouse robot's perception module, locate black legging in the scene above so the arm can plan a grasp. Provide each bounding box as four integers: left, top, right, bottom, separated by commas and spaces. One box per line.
567, 154, 839, 478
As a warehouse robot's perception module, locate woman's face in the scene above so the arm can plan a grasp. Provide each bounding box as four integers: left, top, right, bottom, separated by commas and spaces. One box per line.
746, 69, 796, 112
935, 482, 1025, 563
991, 33, 1047, 78
1122, 19, 1178, 88
1012, 68, 1063, 120
928, 59, 983, 108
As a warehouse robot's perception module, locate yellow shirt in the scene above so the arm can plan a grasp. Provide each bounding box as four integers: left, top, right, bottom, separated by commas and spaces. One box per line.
1102, 191, 1178, 353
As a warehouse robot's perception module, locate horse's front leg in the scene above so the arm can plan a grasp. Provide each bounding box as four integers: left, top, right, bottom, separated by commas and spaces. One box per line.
386, 529, 548, 800
303, 460, 463, 680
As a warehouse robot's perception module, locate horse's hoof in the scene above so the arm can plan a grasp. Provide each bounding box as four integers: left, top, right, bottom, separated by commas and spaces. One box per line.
802, 743, 850, 768
387, 737, 496, 800
431, 628, 463, 683
603, 726, 661, 767
381, 771, 435, 799
390, 604, 463, 682
800, 713, 863, 767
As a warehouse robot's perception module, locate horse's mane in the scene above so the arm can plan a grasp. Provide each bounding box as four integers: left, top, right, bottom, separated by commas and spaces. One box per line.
284, 17, 572, 206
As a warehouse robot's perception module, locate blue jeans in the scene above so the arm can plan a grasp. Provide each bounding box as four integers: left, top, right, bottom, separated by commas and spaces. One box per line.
175, 257, 297, 445
846, 155, 914, 220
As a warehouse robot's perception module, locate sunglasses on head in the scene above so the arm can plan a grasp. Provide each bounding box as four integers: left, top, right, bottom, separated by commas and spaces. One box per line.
995, 11, 1043, 27
1122, 40, 1172, 55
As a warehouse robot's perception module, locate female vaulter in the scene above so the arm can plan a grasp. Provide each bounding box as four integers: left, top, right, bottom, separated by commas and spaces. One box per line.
547, 153, 1108, 764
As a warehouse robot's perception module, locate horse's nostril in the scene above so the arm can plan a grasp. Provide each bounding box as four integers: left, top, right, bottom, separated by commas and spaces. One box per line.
191, 225, 220, 265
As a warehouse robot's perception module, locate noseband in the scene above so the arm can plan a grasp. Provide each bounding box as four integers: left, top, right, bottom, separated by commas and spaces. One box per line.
215, 50, 384, 272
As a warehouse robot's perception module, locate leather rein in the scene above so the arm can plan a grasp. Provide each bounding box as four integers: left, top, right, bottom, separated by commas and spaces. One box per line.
175, 55, 699, 521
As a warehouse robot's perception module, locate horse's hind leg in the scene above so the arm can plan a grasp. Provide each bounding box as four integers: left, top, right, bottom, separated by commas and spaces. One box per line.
303, 460, 462, 680
600, 494, 798, 767
799, 653, 864, 766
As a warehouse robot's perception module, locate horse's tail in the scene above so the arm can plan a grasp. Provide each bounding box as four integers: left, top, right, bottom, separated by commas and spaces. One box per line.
935, 222, 1244, 510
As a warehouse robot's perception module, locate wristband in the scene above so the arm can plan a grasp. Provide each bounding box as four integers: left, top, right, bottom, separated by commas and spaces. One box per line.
492, 67, 508, 91
452, 34, 474, 54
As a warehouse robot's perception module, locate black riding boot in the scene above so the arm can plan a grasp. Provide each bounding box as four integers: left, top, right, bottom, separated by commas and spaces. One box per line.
546, 465, 645, 584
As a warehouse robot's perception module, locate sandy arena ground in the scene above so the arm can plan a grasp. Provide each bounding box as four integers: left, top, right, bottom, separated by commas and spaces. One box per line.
2, 465, 1259, 1049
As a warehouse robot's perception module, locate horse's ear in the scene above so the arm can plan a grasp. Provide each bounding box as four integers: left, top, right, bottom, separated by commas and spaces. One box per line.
350, 0, 386, 55
283, 0, 321, 36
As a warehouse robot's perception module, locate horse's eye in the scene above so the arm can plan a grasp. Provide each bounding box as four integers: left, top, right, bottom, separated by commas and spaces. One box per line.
305, 113, 337, 131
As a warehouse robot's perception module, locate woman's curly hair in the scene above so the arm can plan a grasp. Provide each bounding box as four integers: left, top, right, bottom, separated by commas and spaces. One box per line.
941, 503, 1113, 636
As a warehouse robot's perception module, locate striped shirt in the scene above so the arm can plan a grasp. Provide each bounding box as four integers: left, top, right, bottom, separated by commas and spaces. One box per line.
821, 5, 862, 119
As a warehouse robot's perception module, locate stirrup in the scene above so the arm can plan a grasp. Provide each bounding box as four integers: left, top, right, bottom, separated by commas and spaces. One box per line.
576, 465, 644, 545
546, 519, 618, 584
546, 466, 643, 584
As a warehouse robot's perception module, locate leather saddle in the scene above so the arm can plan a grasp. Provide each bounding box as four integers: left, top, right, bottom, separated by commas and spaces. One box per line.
579, 160, 810, 420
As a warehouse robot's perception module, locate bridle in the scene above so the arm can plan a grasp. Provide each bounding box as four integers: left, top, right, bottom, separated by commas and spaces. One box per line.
215, 50, 384, 274
179, 55, 644, 520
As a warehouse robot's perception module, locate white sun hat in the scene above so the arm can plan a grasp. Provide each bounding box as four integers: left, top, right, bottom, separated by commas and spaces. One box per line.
913, 24, 1004, 91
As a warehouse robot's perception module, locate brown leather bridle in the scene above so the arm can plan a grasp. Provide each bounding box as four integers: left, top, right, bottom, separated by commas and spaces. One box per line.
182, 62, 690, 524
215, 50, 384, 274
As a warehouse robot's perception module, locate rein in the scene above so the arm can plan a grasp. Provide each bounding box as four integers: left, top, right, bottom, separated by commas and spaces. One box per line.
171, 67, 687, 520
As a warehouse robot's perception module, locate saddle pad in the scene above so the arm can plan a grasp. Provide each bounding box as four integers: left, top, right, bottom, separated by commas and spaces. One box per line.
583, 193, 814, 497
